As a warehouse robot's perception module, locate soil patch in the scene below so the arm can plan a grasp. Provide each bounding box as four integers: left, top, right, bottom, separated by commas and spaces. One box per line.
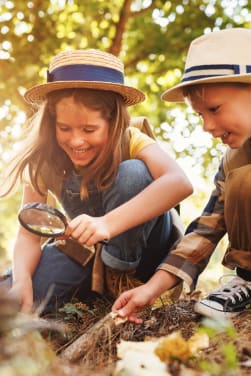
43, 293, 251, 376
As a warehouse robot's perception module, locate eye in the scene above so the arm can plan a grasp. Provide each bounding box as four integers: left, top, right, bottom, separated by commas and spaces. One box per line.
82, 127, 95, 133
56, 123, 70, 132
209, 105, 220, 113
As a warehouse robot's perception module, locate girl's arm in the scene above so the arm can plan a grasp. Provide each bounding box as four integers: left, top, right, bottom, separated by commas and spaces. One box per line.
69, 143, 193, 245
105, 143, 193, 237
11, 184, 46, 313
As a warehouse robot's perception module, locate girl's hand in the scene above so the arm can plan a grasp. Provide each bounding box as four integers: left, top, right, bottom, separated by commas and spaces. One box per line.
67, 214, 110, 246
112, 284, 157, 324
10, 276, 34, 314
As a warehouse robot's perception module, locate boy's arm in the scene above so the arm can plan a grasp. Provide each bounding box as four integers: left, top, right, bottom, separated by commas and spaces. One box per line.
112, 269, 180, 323
159, 158, 227, 292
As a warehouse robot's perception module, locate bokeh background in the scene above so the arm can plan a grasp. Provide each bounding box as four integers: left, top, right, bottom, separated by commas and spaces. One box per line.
1, 0, 250, 289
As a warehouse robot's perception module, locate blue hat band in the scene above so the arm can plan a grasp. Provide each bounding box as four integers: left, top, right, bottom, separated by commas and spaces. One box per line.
47, 64, 124, 85
182, 64, 251, 82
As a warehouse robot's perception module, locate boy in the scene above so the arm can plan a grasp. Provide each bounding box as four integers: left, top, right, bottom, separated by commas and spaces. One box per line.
113, 28, 251, 321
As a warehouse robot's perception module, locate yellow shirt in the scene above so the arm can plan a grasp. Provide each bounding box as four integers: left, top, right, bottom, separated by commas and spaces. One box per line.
127, 126, 156, 158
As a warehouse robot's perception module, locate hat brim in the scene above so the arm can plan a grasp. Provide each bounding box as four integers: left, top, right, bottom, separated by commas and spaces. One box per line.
24, 81, 145, 106
161, 74, 251, 102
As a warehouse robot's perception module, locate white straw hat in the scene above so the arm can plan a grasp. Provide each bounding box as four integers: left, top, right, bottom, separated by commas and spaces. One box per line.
24, 49, 145, 106
162, 28, 251, 102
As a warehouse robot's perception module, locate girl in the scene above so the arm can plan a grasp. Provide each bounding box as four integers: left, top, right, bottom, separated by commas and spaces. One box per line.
1, 49, 193, 313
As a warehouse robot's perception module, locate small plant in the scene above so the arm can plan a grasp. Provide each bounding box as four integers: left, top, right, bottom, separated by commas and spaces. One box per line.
59, 301, 94, 321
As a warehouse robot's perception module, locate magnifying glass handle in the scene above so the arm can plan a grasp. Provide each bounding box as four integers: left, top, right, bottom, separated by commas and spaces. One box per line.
54, 238, 108, 266
56, 233, 108, 245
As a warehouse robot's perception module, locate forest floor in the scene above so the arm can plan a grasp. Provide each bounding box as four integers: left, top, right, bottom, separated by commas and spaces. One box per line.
42, 291, 251, 376
1, 283, 251, 376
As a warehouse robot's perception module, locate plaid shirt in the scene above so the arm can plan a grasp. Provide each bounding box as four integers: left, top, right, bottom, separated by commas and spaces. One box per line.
159, 139, 251, 291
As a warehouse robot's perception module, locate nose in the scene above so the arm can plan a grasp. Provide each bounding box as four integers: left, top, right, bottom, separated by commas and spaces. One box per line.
202, 115, 216, 134
70, 132, 86, 147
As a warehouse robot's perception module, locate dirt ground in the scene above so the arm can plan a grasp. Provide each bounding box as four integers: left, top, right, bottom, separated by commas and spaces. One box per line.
1, 285, 251, 376
42, 293, 251, 376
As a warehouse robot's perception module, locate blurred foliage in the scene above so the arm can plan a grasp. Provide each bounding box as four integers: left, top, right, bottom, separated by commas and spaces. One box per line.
0, 286, 58, 376
198, 318, 239, 375
0, 192, 20, 267
1, 0, 251, 256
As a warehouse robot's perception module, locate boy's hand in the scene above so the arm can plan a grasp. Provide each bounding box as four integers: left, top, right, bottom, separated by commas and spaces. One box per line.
112, 270, 181, 323
112, 284, 157, 324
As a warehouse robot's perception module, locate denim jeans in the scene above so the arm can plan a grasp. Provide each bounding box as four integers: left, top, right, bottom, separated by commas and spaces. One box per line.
62, 160, 172, 271
3, 160, 173, 311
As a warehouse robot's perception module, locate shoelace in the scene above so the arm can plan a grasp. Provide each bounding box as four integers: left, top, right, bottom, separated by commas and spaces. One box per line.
210, 275, 251, 304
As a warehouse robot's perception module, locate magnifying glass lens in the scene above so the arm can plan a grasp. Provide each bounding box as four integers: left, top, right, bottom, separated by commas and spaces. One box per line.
18, 204, 67, 237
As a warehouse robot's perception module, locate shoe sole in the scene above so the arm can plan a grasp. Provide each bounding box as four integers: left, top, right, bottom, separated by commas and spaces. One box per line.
194, 301, 240, 320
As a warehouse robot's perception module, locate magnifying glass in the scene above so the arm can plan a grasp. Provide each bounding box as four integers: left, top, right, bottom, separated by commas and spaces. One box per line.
18, 202, 70, 237
18, 202, 108, 266
18, 201, 108, 244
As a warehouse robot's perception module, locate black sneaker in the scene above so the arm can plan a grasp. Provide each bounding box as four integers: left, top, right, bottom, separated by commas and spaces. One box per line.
194, 276, 251, 319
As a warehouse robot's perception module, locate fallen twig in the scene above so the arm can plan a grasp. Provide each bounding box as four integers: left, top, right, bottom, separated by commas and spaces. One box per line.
60, 312, 126, 362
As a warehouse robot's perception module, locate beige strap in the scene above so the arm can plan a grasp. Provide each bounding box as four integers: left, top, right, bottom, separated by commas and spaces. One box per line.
91, 244, 104, 294
130, 116, 156, 139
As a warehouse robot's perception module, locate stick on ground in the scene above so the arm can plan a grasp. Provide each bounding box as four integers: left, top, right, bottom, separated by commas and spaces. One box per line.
60, 312, 126, 362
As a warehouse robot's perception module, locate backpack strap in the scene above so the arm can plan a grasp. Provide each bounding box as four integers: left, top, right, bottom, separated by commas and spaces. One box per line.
122, 116, 155, 160
129, 116, 156, 140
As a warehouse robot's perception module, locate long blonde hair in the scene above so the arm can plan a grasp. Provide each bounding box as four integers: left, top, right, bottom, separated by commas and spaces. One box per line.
1, 89, 130, 199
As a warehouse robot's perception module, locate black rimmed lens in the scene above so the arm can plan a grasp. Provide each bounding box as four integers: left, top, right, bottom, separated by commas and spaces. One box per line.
18, 202, 68, 237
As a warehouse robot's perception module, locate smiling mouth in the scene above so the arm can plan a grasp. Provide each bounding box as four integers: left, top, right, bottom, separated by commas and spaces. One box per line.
71, 147, 90, 154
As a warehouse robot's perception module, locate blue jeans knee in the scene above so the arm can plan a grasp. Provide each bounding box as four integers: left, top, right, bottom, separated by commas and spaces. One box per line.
103, 159, 153, 210
101, 159, 157, 270
101, 159, 173, 273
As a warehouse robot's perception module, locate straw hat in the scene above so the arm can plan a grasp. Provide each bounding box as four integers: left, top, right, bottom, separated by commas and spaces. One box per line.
24, 49, 145, 106
162, 28, 251, 102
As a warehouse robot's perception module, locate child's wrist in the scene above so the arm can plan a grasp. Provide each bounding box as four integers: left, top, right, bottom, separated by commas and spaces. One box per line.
146, 269, 179, 297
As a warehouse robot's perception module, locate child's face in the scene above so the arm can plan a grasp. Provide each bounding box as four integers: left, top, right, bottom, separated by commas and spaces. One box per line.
55, 96, 109, 166
188, 83, 251, 148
